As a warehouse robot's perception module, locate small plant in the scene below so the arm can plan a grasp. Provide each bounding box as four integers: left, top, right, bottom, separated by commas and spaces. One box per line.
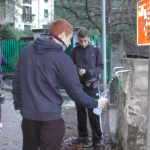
0, 25, 17, 40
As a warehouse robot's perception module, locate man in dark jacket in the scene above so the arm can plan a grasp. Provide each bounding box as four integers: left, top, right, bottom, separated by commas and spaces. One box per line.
69, 27, 104, 148
13, 19, 106, 150
0, 54, 6, 104
0, 54, 6, 131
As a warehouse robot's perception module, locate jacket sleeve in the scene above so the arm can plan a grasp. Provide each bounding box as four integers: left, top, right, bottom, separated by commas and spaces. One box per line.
69, 48, 81, 75
1, 55, 6, 65
58, 55, 98, 109
88, 47, 104, 76
12, 58, 21, 110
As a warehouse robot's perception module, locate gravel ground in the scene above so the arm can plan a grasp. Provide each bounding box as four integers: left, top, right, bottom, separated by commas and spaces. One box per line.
0, 80, 116, 150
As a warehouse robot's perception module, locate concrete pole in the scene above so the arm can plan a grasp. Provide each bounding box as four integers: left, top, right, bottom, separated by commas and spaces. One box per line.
102, 0, 107, 91
146, 47, 150, 149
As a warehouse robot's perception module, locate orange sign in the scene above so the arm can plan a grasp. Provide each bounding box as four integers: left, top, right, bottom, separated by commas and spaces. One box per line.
137, 0, 150, 46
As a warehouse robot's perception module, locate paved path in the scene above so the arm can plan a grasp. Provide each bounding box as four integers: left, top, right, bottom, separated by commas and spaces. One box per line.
0, 91, 23, 150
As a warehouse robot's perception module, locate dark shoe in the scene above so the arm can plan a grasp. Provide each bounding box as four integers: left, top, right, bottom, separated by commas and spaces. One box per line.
0, 96, 5, 104
92, 141, 104, 149
2, 75, 5, 81
72, 137, 89, 145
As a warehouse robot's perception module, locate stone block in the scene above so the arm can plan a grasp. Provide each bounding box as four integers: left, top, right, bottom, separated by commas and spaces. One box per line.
116, 58, 148, 150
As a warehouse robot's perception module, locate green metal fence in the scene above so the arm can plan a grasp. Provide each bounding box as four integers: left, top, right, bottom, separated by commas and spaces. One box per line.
1, 40, 20, 72
1, 36, 110, 83
20, 41, 30, 54
1, 40, 31, 72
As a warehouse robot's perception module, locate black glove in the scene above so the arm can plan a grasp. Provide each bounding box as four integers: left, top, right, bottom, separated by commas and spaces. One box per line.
83, 71, 92, 79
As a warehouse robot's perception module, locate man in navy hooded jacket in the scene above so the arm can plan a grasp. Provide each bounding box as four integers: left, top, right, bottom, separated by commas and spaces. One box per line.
69, 27, 104, 148
12, 19, 106, 150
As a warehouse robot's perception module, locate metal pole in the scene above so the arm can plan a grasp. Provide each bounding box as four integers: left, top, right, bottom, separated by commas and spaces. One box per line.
102, 0, 107, 91
146, 47, 150, 149
51, 0, 52, 22
38, 0, 40, 28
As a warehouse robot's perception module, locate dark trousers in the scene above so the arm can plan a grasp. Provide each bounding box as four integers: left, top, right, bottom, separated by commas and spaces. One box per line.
22, 117, 65, 150
75, 87, 102, 143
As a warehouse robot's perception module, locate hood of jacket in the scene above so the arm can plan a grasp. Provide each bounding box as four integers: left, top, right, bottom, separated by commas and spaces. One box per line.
75, 42, 92, 48
33, 37, 63, 54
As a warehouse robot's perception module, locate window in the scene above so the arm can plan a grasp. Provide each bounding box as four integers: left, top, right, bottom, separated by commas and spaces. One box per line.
2, 13, 5, 20
43, 25, 49, 29
2, 7, 5, 20
8, 1, 12, 5
24, 25, 30, 31
23, 6, 32, 21
44, 9, 48, 17
23, 0, 32, 4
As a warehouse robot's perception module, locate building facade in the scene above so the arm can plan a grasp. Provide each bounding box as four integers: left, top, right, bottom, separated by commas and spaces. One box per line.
0, 0, 54, 30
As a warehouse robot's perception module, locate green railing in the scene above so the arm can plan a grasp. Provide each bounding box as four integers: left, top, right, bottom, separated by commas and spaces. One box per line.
20, 41, 30, 54
1, 40, 31, 72
1, 40, 20, 72
1, 36, 110, 83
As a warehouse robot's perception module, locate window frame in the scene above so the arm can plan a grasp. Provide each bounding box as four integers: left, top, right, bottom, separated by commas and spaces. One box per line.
24, 25, 30, 31
2, 7, 5, 20
44, 9, 48, 17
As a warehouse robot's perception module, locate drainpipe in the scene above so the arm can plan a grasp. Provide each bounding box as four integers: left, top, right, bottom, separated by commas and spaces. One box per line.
146, 47, 150, 149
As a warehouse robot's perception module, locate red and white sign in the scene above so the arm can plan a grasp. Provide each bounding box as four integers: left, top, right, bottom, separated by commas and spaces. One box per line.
137, 0, 150, 46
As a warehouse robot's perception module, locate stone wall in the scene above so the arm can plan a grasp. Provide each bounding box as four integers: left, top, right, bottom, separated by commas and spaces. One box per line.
116, 58, 148, 150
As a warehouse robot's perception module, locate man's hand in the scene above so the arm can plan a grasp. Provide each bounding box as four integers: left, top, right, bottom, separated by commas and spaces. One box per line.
15, 110, 20, 114
79, 69, 86, 76
97, 98, 107, 111
83, 71, 92, 79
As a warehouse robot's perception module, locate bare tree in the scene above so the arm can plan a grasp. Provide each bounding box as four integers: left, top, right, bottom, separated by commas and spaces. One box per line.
55, 0, 102, 35
54, 0, 139, 48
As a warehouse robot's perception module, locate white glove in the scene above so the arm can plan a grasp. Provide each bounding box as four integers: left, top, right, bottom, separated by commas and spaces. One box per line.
15, 110, 20, 114
97, 98, 107, 111
79, 69, 86, 76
